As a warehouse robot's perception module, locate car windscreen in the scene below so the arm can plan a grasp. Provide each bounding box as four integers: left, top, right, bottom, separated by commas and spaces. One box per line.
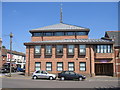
36, 71, 41, 73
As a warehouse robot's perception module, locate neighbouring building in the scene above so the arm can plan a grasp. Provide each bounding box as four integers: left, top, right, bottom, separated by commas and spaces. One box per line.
1, 48, 26, 69
2, 48, 7, 66
24, 6, 116, 77
102, 31, 120, 77
6, 49, 26, 69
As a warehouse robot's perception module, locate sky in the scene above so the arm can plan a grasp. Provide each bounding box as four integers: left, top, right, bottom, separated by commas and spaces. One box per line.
2, 2, 118, 53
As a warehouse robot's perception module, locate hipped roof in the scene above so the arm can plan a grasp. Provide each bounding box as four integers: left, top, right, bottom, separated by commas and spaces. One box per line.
29, 23, 90, 32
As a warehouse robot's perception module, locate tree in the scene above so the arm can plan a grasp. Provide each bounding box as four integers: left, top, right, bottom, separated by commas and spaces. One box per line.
2, 46, 6, 48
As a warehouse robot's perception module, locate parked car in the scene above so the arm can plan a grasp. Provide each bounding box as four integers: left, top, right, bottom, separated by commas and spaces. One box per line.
32, 70, 57, 80
0, 67, 17, 73
0, 68, 9, 73
17, 67, 25, 72
1, 63, 17, 73
58, 71, 86, 81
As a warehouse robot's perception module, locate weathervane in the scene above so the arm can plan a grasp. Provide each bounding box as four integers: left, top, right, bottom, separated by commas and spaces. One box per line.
60, 3, 63, 23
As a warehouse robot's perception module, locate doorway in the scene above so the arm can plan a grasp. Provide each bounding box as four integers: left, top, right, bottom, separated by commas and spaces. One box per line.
95, 63, 113, 76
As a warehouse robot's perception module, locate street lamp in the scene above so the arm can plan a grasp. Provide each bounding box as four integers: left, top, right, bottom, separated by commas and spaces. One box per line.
9, 32, 13, 77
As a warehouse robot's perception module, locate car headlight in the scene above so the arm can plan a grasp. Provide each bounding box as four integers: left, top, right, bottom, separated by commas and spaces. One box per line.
83, 75, 86, 78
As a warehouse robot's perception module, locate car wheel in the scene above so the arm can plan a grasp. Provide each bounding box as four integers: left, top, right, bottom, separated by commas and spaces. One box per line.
33, 76, 37, 80
49, 76, 53, 80
60, 77, 65, 81
79, 77, 83, 81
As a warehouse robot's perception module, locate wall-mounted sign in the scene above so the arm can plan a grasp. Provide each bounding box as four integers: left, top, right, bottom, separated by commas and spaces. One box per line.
95, 59, 111, 63
100, 60, 108, 63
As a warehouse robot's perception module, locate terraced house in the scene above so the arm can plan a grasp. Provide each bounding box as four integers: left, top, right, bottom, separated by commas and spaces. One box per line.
24, 6, 116, 77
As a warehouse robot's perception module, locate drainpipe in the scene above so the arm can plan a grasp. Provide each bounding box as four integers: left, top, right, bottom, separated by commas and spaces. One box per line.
75, 32, 77, 39
89, 45, 92, 77
28, 45, 30, 76
115, 49, 116, 77
41, 32, 43, 41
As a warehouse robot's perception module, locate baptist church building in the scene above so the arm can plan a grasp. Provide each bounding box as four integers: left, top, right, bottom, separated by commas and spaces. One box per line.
24, 6, 116, 77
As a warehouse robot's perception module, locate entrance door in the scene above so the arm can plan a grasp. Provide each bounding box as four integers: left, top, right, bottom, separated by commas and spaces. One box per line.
95, 63, 113, 76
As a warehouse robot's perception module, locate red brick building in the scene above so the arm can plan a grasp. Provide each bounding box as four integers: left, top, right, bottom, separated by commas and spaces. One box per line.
24, 23, 116, 77
102, 31, 120, 77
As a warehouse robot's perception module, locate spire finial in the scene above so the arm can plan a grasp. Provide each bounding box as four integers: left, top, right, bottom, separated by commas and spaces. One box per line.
60, 3, 63, 23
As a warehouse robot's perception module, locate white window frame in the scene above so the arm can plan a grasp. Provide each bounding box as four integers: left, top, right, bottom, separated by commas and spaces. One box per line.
68, 45, 74, 55
68, 62, 74, 71
35, 62, 41, 71
79, 45, 86, 55
46, 62, 52, 71
80, 62, 86, 71
45, 45, 52, 55
57, 62, 63, 71
34, 46, 41, 54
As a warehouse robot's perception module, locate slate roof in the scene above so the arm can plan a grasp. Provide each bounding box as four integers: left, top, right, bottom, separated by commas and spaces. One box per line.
2, 48, 25, 56
105, 31, 120, 47
24, 39, 114, 45
7, 49, 25, 56
29, 23, 90, 32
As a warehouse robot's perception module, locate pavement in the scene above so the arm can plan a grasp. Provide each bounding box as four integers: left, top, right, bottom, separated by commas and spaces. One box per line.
88, 76, 120, 82
0, 72, 120, 81
0, 72, 31, 79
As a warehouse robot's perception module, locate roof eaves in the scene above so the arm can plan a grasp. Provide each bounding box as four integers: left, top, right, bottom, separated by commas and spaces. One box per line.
24, 39, 114, 46
29, 28, 90, 33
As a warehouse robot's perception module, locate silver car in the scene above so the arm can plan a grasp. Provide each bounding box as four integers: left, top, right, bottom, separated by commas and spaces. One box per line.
32, 70, 56, 80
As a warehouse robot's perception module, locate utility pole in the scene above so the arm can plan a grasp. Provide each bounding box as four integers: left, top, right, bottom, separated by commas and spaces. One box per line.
9, 32, 13, 77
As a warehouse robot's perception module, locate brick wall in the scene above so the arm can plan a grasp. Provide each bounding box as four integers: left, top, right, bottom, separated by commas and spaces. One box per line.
31, 35, 88, 42
95, 53, 114, 59
25, 44, 91, 76
25, 44, 115, 77
114, 48, 120, 77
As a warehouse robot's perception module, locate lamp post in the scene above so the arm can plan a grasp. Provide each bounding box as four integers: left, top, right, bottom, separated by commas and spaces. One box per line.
9, 32, 13, 77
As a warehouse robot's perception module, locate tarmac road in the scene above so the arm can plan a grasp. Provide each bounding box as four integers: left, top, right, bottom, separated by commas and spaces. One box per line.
1, 77, 119, 88
1, 72, 120, 88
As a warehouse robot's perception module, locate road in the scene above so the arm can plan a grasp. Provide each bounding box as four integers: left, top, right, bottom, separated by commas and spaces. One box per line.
1, 78, 119, 88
